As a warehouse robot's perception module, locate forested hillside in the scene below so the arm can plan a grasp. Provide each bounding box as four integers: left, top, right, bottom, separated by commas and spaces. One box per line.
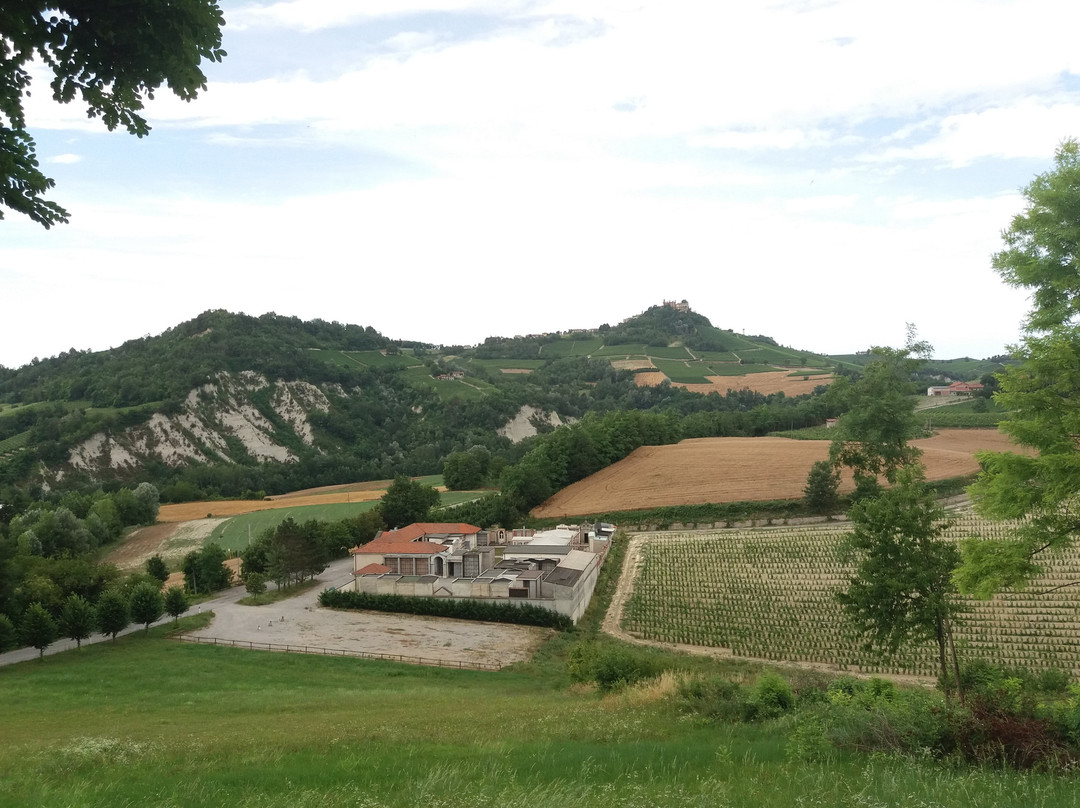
0, 305, 1001, 509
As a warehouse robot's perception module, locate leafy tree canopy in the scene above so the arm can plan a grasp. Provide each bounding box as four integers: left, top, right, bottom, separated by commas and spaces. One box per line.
1, 1, 226, 226
380, 476, 439, 529
829, 328, 930, 490
961, 140, 1080, 595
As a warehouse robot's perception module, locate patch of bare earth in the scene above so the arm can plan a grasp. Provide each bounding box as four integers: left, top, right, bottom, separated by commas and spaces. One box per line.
533, 429, 1026, 518
106, 517, 228, 571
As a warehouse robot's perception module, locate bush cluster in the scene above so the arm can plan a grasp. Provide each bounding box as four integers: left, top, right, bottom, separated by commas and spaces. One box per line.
319, 589, 572, 630
567, 640, 661, 691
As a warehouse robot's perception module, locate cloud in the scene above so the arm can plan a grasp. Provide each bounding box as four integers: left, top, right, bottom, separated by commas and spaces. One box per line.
865, 102, 1080, 166
229, 0, 535, 32
47, 153, 82, 164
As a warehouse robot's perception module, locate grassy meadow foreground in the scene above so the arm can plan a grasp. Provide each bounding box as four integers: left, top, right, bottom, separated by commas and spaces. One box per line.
3, 618, 1080, 807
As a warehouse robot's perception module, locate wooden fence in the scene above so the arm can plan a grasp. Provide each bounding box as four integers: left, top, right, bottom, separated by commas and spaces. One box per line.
171, 634, 503, 671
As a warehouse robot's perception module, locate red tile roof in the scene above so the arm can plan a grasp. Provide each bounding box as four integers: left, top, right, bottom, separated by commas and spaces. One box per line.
354, 563, 392, 575
379, 541, 449, 556
349, 522, 481, 554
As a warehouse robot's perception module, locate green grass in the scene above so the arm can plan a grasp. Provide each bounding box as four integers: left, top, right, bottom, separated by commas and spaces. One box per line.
3, 617, 1078, 806
207, 501, 382, 551
401, 366, 494, 401
305, 348, 369, 369
205, 486, 464, 551
466, 358, 548, 371
0, 429, 31, 454
594, 344, 695, 360
706, 362, 777, 376
689, 350, 740, 362
651, 359, 714, 383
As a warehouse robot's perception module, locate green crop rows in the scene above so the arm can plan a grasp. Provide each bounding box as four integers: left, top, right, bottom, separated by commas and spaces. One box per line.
623, 513, 1080, 677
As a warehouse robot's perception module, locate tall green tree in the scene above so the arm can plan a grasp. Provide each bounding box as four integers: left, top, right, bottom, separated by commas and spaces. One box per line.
1, 1, 227, 226
380, 476, 439, 529
244, 572, 267, 603
164, 586, 189, 624
146, 554, 169, 584
837, 466, 963, 700
959, 140, 1080, 597
829, 329, 930, 496
96, 588, 130, 640
19, 601, 58, 659
129, 581, 165, 631
803, 460, 841, 514
59, 593, 95, 649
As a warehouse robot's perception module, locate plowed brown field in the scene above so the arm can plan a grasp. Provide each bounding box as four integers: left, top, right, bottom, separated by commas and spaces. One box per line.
532, 428, 1026, 518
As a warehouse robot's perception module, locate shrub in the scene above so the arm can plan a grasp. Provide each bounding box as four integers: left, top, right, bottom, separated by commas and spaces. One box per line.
752, 672, 795, 718
676, 675, 754, 722
567, 641, 660, 691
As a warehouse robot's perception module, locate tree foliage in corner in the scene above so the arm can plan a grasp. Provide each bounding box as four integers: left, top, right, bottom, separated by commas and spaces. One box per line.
958, 140, 1080, 598
1, 2, 226, 226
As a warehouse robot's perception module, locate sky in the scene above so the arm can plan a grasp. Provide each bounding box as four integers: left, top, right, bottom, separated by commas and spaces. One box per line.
3, 0, 1080, 369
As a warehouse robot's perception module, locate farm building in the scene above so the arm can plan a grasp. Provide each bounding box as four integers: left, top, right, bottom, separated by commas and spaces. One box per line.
927, 381, 984, 396
346, 521, 609, 622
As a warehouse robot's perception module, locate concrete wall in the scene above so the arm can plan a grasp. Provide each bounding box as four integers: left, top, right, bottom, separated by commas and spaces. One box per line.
351, 551, 603, 623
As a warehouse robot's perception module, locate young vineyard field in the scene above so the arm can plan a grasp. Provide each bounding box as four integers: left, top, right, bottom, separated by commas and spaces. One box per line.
622, 514, 1080, 677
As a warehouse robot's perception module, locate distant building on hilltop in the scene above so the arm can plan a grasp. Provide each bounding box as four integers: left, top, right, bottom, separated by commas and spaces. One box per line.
663, 299, 690, 313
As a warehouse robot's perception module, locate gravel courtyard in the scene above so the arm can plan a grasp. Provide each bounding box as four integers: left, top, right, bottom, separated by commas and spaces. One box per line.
182, 558, 552, 669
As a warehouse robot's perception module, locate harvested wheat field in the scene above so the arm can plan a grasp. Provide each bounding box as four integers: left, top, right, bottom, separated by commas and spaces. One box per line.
532, 428, 1026, 518
681, 371, 834, 397
156, 490, 387, 523
633, 369, 834, 396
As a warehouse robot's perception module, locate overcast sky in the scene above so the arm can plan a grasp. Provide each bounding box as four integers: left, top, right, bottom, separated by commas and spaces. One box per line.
3, 0, 1079, 369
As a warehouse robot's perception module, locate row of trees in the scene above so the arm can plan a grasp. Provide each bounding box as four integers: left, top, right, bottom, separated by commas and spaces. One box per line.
1, 583, 189, 659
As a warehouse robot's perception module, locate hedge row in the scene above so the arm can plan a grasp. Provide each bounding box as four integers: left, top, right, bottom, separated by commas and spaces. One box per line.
319, 589, 573, 631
